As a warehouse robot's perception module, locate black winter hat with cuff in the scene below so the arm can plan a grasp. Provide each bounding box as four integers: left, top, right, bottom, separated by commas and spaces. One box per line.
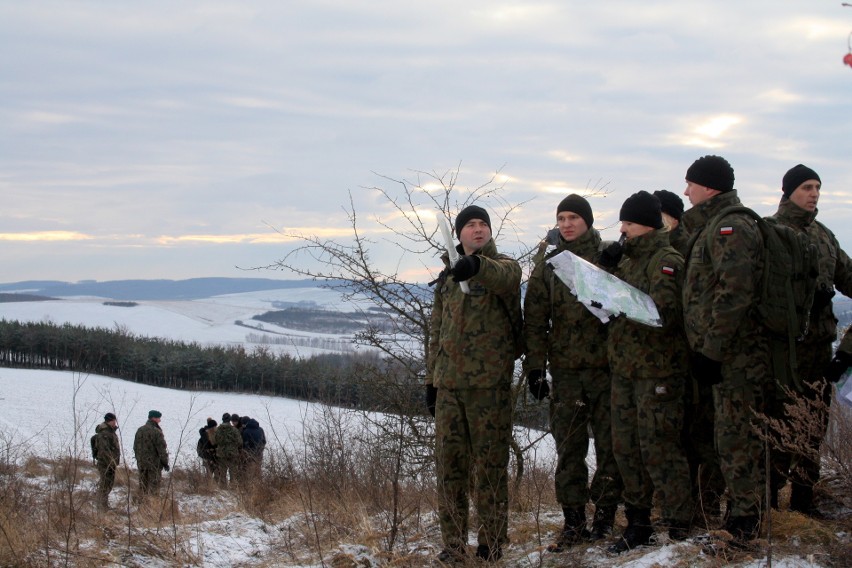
556, 194, 594, 229
619, 191, 664, 229
454, 205, 491, 238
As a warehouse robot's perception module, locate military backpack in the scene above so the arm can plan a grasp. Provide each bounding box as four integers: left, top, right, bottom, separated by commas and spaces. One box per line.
703, 205, 818, 388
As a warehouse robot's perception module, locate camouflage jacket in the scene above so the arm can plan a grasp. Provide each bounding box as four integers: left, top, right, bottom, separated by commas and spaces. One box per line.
668, 224, 691, 257
523, 228, 608, 373
681, 191, 764, 362
770, 198, 852, 344
426, 238, 522, 389
94, 421, 120, 468
214, 422, 242, 460
133, 420, 168, 470
607, 228, 688, 378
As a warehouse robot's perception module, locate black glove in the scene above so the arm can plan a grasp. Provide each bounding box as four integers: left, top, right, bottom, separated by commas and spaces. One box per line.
690, 352, 723, 386
824, 351, 852, 383
598, 240, 623, 269
527, 369, 550, 401
812, 285, 836, 312
426, 384, 438, 417
163, 463, 170, 472
450, 255, 481, 282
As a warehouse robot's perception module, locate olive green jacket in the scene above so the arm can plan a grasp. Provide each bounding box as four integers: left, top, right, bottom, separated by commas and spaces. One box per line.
133, 420, 168, 470
95, 421, 120, 468
681, 191, 764, 362
607, 228, 688, 378
523, 228, 608, 373
427, 238, 522, 389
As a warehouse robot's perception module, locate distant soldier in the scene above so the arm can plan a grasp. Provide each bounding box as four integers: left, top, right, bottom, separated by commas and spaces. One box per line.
133, 410, 169, 497
214, 412, 242, 488
825, 327, 852, 383
600, 191, 692, 553
197, 418, 218, 480
654, 189, 689, 255
94, 412, 121, 510
681, 155, 769, 542
523, 194, 623, 550
766, 164, 852, 514
241, 417, 267, 483
426, 205, 522, 564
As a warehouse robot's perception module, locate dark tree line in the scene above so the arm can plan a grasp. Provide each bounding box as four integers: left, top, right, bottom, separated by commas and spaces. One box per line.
0, 318, 419, 411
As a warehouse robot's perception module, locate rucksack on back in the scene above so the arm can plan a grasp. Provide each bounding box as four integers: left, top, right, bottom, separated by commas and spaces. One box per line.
706, 206, 818, 388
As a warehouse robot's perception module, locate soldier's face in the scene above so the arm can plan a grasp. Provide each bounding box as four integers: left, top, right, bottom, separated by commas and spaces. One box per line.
620, 221, 654, 240
684, 181, 716, 206
459, 218, 491, 254
556, 211, 588, 242
788, 180, 820, 212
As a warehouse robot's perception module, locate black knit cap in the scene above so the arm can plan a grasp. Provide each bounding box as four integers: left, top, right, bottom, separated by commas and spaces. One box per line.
619, 191, 664, 229
653, 190, 684, 221
222, 412, 231, 422
454, 205, 491, 238
685, 155, 735, 192
207, 417, 217, 428
556, 194, 594, 228
230, 413, 241, 423
104, 412, 117, 422
782, 164, 821, 198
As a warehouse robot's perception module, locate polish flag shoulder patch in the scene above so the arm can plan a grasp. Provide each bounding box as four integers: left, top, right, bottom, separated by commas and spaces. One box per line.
719, 226, 734, 236
661, 265, 675, 276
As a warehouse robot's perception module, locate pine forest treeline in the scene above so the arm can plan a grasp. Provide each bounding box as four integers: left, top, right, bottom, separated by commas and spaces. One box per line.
0, 319, 417, 411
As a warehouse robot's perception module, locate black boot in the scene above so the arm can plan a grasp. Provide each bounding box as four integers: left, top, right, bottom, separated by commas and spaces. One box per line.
608, 508, 653, 554
723, 515, 760, 542
547, 507, 589, 552
475, 543, 502, 562
663, 518, 690, 541
589, 505, 617, 541
436, 545, 467, 564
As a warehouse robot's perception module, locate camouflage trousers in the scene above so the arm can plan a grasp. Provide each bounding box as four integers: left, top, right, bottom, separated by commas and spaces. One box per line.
611, 373, 692, 522
766, 341, 832, 505
714, 343, 769, 518
96, 463, 116, 507
435, 384, 512, 551
550, 367, 622, 509
682, 377, 725, 517
138, 467, 162, 496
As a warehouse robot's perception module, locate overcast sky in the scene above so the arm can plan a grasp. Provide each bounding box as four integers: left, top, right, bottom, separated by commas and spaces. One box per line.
2, 1, 851, 284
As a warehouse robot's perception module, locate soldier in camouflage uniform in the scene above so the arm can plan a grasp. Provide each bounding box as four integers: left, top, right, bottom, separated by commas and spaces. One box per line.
656, 189, 726, 523
523, 194, 623, 550
426, 205, 522, 564
599, 191, 692, 553
681, 155, 769, 542
94, 412, 121, 510
214, 412, 243, 489
133, 410, 169, 497
766, 164, 852, 514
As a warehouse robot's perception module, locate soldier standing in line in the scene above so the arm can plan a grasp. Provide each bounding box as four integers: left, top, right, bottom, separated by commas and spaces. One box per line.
523, 194, 623, 551
426, 205, 522, 564
94, 412, 121, 510
133, 410, 169, 498
681, 155, 769, 543
598, 191, 693, 553
766, 164, 852, 514
656, 188, 726, 524
214, 412, 242, 488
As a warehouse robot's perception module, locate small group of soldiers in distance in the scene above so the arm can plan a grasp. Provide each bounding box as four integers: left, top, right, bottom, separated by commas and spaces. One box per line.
92, 408, 267, 510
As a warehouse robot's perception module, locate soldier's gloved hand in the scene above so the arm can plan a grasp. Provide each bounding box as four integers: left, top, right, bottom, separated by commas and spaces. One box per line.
527, 369, 550, 401
690, 352, 723, 386
598, 240, 623, 269
426, 384, 438, 417
824, 351, 852, 383
812, 285, 836, 312
450, 255, 481, 282
163, 463, 170, 472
